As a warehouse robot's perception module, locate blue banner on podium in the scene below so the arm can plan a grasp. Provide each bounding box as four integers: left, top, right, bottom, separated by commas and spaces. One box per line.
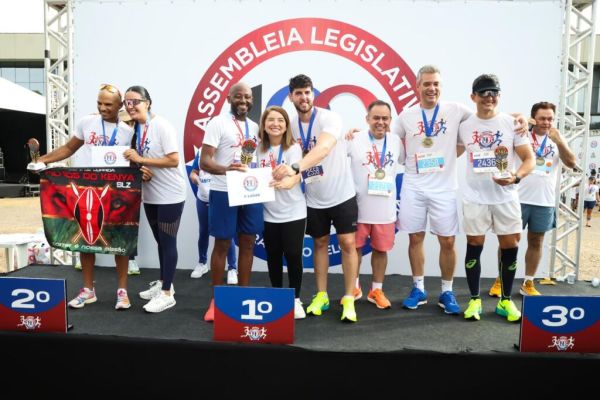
520, 295, 600, 353
214, 286, 294, 344
0, 277, 67, 333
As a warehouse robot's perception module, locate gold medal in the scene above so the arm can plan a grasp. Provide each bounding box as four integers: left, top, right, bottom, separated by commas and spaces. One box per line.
536, 157, 545, 166
422, 137, 433, 148
375, 168, 386, 179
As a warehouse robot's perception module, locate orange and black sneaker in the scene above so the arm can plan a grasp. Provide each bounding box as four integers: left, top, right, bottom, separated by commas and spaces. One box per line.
367, 288, 391, 309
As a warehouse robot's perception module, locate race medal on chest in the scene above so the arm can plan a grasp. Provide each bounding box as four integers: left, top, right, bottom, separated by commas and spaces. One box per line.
422, 137, 433, 148
536, 156, 545, 166
375, 168, 386, 180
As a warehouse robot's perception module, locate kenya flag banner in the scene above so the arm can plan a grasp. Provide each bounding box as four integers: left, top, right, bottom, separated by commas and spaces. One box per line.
40, 167, 142, 256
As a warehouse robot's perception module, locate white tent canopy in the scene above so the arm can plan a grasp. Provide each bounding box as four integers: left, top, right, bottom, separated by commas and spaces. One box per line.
0, 76, 45, 114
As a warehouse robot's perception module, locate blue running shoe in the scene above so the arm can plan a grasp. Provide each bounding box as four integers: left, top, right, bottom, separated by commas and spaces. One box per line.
438, 291, 460, 315
402, 287, 427, 309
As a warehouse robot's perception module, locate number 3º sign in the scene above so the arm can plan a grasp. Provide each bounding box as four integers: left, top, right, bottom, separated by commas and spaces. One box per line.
520, 295, 600, 353
0, 277, 67, 333
214, 286, 294, 344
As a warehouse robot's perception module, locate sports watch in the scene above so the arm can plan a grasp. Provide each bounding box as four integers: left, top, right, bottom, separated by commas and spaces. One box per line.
291, 163, 300, 175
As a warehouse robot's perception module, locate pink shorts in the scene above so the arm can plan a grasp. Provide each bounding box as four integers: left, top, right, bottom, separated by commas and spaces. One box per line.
355, 222, 396, 252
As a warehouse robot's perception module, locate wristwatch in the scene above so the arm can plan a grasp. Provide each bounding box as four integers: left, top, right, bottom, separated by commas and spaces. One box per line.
514, 175, 521, 184
291, 163, 300, 175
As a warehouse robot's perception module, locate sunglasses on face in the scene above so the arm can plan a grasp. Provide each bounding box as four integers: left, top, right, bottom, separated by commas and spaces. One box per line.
100, 83, 122, 97
124, 98, 148, 107
476, 90, 499, 98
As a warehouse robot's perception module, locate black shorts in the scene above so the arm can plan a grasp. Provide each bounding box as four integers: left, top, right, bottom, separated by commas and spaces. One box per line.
306, 196, 358, 238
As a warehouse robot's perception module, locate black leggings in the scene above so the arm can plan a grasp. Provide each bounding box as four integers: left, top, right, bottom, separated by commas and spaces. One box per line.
263, 218, 306, 298
144, 202, 184, 291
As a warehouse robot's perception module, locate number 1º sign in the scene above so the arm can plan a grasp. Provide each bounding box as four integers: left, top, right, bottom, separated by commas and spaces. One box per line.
520, 295, 600, 352
0, 277, 67, 333
214, 286, 294, 344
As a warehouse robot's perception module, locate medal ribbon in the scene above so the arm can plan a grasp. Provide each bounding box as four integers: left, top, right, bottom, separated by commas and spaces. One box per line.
531, 132, 548, 158
135, 113, 151, 156
421, 104, 440, 138
101, 119, 119, 146
368, 131, 387, 172
232, 114, 250, 143
298, 108, 317, 153
268, 145, 284, 170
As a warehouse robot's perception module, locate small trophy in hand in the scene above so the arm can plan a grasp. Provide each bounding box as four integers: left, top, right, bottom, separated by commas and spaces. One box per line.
493, 145, 510, 178
26, 138, 46, 171
240, 139, 257, 166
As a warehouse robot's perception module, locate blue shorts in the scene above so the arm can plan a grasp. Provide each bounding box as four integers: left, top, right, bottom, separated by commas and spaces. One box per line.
209, 190, 264, 239
521, 203, 556, 233
584, 200, 597, 210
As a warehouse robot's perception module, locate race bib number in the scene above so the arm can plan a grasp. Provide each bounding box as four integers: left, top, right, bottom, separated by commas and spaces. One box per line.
302, 165, 324, 184
367, 175, 394, 196
415, 152, 444, 174
532, 159, 552, 176
472, 150, 496, 173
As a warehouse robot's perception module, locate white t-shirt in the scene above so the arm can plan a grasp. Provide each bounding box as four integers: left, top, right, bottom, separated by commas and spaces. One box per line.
202, 113, 259, 192
137, 115, 187, 204
458, 112, 530, 205
393, 101, 471, 193
74, 114, 134, 165
347, 130, 401, 224
290, 107, 355, 209
584, 184, 599, 202
517, 132, 561, 207
256, 143, 307, 223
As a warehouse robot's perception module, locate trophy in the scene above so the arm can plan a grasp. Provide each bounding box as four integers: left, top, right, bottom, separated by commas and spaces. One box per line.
240, 139, 257, 166
493, 145, 510, 178
26, 138, 46, 171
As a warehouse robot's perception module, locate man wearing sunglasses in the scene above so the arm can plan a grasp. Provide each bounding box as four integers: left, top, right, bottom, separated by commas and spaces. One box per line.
457, 74, 535, 323
33, 84, 148, 311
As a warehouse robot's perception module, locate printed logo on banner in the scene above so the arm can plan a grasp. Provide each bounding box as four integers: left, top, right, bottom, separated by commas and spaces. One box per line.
0, 277, 67, 333
213, 286, 294, 344
519, 295, 600, 353
184, 18, 415, 267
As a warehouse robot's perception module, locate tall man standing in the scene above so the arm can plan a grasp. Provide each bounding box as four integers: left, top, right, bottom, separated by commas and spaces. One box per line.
458, 74, 535, 322
200, 82, 262, 322
34, 84, 142, 310
273, 74, 359, 322
489, 102, 576, 297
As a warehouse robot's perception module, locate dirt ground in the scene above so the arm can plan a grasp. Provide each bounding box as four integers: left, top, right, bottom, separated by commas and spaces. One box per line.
1, 197, 599, 280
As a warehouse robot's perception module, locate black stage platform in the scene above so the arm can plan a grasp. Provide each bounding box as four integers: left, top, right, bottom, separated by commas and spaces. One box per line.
2, 265, 599, 396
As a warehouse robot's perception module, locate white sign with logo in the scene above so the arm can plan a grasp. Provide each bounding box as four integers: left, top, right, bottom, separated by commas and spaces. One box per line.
226, 167, 275, 206
90, 146, 130, 168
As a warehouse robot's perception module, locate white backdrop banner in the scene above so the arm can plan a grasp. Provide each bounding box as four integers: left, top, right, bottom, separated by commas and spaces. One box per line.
73, 0, 564, 278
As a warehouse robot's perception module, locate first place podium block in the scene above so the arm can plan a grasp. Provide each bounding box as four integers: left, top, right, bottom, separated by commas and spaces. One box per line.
214, 286, 294, 344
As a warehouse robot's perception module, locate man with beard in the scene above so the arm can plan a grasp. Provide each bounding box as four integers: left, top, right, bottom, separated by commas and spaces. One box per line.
200, 82, 262, 322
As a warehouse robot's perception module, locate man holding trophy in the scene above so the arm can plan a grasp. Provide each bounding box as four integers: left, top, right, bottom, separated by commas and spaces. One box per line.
457, 74, 535, 323
200, 82, 262, 322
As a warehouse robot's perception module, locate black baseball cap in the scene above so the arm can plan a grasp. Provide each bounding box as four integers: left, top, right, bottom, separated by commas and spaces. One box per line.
472, 74, 500, 93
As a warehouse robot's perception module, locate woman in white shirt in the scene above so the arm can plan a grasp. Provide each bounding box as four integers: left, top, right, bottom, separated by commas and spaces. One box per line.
584, 176, 600, 227
123, 86, 187, 313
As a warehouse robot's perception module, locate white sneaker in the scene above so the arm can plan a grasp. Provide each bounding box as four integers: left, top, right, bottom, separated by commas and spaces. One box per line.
143, 292, 176, 313
139, 280, 175, 300
227, 269, 238, 285
294, 298, 306, 320
190, 263, 209, 278
128, 260, 140, 275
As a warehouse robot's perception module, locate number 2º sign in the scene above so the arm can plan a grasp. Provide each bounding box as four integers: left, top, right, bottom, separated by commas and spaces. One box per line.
520, 295, 600, 353
214, 286, 294, 344
0, 277, 67, 333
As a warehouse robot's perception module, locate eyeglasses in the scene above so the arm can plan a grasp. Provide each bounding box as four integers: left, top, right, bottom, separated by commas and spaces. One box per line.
100, 83, 122, 98
124, 98, 148, 107
476, 90, 499, 98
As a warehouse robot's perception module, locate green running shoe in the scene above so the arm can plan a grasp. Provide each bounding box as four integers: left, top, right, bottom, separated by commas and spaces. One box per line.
340, 296, 357, 322
464, 298, 482, 321
306, 292, 329, 316
495, 299, 521, 322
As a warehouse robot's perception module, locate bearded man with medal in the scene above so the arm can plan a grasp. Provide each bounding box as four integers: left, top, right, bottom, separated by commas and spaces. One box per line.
199, 82, 263, 322
272, 74, 359, 323
346, 100, 402, 310
486, 102, 575, 297
457, 74, 535, 323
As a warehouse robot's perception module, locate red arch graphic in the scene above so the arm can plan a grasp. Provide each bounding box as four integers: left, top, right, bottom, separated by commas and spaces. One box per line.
184, 18, 417, 162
